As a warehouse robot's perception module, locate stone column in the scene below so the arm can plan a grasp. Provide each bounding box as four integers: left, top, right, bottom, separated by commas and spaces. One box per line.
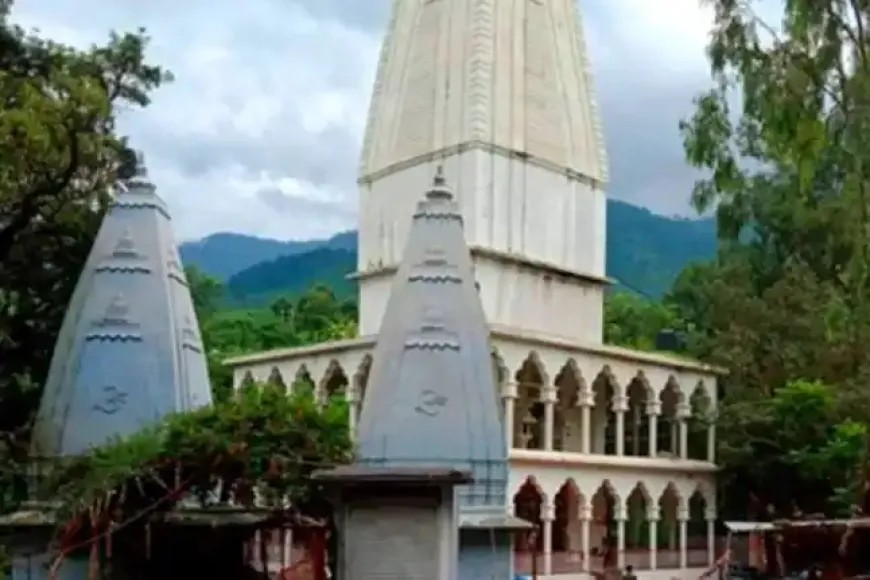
542, 385, 557, 451
502, 381, 517, 450
347, 384, 360, 439
613, 395, 628, 456
648, 504, 660, 570
678, 507, 688, 568
580, 504, 592, 572
615, 503, 627, 569
543, 502, 555, 575
706, 506, 717, 566
647, 400, 660, 458
677, 402, 691, 459
707, 416, 716, 462
580, 389, 593, 454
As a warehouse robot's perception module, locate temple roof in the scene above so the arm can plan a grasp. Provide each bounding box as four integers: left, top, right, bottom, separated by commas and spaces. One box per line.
360, 0, 608, 183
31, 181, 213, 457
355, 170, 507, 508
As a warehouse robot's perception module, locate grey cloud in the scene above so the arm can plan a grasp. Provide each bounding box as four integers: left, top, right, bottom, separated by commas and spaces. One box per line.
257, 186, 356, 218
14, 0, 723, 242
290, 0, 390, 33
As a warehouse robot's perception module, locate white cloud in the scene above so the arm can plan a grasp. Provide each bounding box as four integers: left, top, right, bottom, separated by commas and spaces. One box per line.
10, 0, 729, 241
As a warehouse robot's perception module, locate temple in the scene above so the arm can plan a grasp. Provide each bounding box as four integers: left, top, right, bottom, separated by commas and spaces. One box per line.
7, 180, 213, 579
30, 180, 212, 457
356, 170, 506, 502
316, 171, 523, 579
228, 0, 723, 578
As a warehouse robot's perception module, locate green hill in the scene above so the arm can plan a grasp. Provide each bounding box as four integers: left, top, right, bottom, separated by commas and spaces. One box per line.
181, 199, 716, 307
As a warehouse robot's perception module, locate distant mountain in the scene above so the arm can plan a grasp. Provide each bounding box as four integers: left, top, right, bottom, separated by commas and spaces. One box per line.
179, 231, 356, 280
224, 247, 357, 306
182, 200, 717, 307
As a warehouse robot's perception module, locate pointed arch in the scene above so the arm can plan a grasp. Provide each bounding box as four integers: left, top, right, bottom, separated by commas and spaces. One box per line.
320, 359, 349, 402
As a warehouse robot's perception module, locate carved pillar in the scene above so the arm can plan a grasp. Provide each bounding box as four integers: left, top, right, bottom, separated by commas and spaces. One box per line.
647, 400, 660, 458
707, 415, 717, 462
580, 503, 592, 572
678, 506, 689, 568
677, 402, 691, 459
615, 503, 627, 569
613, 395, 628, 456
706, 506, 717, 566
647, 504, 659, 570
347, 383, 360, 439
542, 385, 557, 451
543, 502, 555, 575
502, 381, 517, 450
579, 389, 593, 454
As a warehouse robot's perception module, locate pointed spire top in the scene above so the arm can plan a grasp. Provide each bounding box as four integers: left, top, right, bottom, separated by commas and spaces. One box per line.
426, 166, 453, 201
355, 173, 506, 511
31, 181, 212, 457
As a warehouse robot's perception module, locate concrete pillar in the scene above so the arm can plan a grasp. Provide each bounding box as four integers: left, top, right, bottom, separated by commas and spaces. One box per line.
706, 507, 717, 566
678, 508, 689, 568
677, 402, 691, 459
613, 395, 628, 456
648, 504, 660, 570
580, 504, 592, 572
647, 400, 660, 458
502, 381, 517, 450
543, 502, 555, 575
615, 503, 627, 569
707, 420, 716, 462
579, 389, 593, 454
348, 384, 360, 439
542, 385, 557, 451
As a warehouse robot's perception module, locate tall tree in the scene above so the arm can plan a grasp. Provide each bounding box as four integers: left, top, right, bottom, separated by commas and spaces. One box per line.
0, 0, 170, 504
676, 0, 870, 513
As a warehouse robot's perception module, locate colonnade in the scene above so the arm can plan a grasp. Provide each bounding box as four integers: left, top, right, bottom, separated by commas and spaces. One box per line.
513, 478, 717, 576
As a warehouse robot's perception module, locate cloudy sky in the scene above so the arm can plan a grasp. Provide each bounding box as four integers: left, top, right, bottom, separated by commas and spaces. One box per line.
13, 0, 725, 242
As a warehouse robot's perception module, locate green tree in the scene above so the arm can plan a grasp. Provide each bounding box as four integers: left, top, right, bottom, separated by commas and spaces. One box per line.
186, 265, 224, 320
718, 378, 865, 516
676, 0, 870, 514
0, 1, 170, 509
604, 292, 679, 351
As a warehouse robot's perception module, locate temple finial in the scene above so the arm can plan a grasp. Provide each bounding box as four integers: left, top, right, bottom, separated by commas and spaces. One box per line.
426, 166, 453, 200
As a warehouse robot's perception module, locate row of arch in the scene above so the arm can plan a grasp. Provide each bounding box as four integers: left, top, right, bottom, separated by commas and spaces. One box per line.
513, 477, 715, 574
238, 351, 716, 461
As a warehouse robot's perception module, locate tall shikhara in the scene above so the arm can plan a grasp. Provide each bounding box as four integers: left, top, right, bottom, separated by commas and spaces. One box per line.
356, 0, 612, 344
356, 170, 507, 511
359, 0, 607, 182
31, 181, 212, 457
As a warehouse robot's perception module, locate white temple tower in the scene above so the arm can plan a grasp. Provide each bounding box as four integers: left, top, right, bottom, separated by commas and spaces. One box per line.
356, 0, 609, 343
228, 1, 723, 577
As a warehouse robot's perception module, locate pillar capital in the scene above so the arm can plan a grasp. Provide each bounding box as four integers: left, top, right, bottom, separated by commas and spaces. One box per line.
501, 381, 517, 399
677, 506, 689, 522
705, 506, 717, 521
676, 401, 691, 420
611, 395, 628, 413
613, 503, 627, 521
578, 388, 594, 408
645, 400, 661, 416
646, 504, 661, 522
542, 502, 556, 522
579, 504, 592, 521
541, 384, 558, 404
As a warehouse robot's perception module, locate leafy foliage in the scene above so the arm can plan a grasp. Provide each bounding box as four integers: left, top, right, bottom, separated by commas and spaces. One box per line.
717, 379, 865, 516
47, 385, 352, 536
675, 0, 870, 515
0, 0, 169, 513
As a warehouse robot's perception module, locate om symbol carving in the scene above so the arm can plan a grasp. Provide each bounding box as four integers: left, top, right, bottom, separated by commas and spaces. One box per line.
414, 389, 448, 417
93, 386, 128, 415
